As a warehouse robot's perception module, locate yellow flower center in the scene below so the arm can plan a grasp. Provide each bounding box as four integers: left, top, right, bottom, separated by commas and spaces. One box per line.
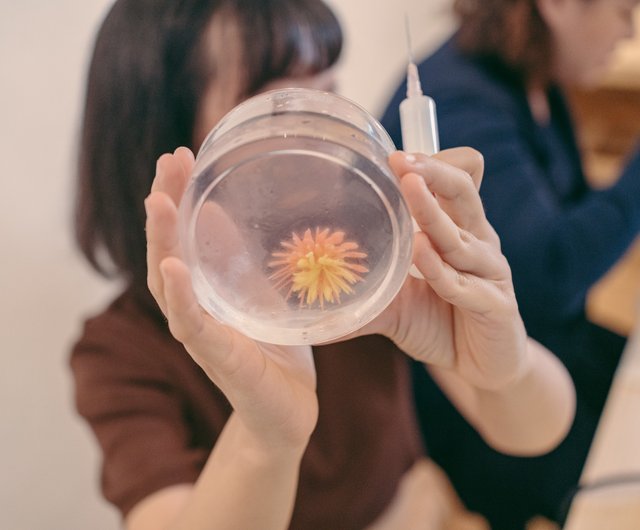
268, 228, 368, 308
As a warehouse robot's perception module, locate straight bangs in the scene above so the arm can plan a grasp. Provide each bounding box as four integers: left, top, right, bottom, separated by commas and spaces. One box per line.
237, 0, 343, 96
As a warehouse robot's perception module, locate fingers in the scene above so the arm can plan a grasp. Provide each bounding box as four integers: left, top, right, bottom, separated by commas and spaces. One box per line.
146, 147, 194, 313
400, 172, 506, 281
160, 257, 233, 355
411, 231, 511, 314
390, 148, 512, 312
150, 147, 194, 206
145, 191, 181, 314
174, 146, 196, 174
389, 149, 493, 241
392, 146, 483, 190
432, 147, 484, 190
160, 257, 205, 340
159, 257, 250, 394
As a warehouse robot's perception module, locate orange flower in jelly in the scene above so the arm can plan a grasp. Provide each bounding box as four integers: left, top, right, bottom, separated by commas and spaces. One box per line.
268, 227, 368, 308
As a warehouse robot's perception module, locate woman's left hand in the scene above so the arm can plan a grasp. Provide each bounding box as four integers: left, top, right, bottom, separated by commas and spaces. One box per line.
359, 149, 529, 391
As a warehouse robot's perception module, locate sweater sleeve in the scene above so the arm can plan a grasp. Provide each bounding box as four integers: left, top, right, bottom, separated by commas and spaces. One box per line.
69, 309, 210, 518
383, 81, 640, 324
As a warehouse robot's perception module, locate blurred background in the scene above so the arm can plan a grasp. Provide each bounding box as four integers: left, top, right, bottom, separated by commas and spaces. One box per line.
0, 1, 454, 529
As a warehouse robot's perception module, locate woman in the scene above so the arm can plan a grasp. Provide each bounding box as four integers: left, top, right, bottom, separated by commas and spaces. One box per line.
71, 1, 575, 529
381, 0, 640, 528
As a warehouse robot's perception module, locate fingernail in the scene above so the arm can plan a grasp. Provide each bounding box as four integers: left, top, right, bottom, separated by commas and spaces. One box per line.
155, 158, 163, 177
404, 153, 417, 164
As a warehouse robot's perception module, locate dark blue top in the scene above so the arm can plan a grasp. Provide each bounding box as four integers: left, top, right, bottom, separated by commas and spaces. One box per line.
381, 36, 640, 409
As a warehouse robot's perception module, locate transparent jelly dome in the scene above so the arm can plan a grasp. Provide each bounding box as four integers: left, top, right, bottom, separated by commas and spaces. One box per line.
179, 88, 413, 345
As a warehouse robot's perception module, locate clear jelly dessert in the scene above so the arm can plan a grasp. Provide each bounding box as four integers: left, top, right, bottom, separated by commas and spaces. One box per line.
179, 88, 413, 345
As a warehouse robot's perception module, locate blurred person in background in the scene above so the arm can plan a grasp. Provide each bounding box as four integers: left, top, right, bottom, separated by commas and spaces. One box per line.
382, 0, 640, 528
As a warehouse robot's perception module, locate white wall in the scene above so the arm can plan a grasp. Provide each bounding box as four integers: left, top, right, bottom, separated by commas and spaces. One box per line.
1, 2, 121, 529
327, 0, 455, 116
0, 1, 454, 529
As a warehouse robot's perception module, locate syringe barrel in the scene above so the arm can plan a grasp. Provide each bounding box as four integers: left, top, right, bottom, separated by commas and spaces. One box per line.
399, 95, 440, 155
399, 93, 440, 280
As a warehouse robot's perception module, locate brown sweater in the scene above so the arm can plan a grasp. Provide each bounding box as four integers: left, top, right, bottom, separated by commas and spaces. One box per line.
70, 289, 423, 529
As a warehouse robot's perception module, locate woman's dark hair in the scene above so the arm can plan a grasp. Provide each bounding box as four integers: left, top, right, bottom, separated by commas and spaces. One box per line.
454, 0, 555, 84
75, 0, 342, 297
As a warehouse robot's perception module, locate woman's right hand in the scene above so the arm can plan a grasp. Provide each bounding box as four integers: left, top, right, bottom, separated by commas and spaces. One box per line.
145, 147, 318, 453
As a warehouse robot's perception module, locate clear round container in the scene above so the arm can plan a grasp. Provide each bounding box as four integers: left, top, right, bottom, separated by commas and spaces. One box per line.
179, 88, 413, 345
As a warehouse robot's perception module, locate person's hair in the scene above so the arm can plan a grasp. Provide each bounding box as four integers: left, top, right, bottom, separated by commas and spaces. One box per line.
75, 0, 342, 297
453, 0, 580, 84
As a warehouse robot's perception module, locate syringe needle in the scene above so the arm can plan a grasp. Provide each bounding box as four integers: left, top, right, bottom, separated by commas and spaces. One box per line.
404, 15, 422, 98
404, 13, 414, 65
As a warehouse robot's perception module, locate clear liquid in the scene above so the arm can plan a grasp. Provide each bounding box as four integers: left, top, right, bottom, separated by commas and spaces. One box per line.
183, 112, 412, 344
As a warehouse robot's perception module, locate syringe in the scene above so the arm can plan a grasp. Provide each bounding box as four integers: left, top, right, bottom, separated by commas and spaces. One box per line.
399, 18, 440, 279
400, 61, 439, 155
